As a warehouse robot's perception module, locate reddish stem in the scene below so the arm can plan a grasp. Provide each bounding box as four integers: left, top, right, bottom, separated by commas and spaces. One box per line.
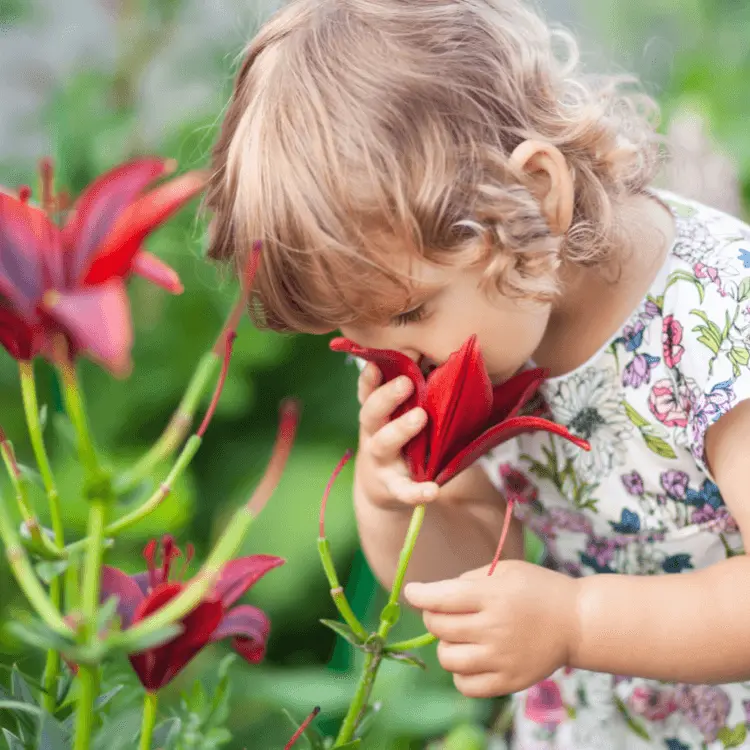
0, 426, 22, 479
246, 399, 300, 516
488, 499, 515, 576
319, 449, 354, 538
196, 331, 236, 438
284, 707, 321, 750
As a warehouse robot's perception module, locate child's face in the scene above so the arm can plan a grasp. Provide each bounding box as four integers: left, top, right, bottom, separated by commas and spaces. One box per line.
339, 260, 552, 383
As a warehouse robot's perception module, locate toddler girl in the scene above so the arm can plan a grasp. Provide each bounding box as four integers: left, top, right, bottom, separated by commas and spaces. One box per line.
204, 0, 750, 747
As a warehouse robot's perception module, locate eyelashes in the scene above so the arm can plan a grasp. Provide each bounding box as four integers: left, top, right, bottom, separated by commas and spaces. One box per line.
392, 304, 427, 327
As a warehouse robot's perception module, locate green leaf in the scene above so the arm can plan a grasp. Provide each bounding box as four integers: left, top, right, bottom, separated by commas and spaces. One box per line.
112, 623, 182, 653
0, 701, 43, 716
730, 347, 750, 366
96, 596, 121, 633
738, 277, 750, 302
623, 402, 650, 429
718, 723, 747, 747
10, 668, 35, 706
38, 714, 70, 750
5, 622, 75, 655
353, 702, 382, 741
440, 723, 488, 750
35, 559, 71, 585
94, 686, 123, 712
696, 332, 721, 354
335, 742, 362, 749
665, 270, 705, 302
643, 434, 678, 459
383, 650, 427, 669
1, 729, 25, 750
319, 620, 364, 648
151, 718, 180, 747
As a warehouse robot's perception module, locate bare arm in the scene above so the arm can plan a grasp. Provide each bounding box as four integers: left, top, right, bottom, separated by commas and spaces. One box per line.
354, 461, 524, 591
572, 400, 750, 683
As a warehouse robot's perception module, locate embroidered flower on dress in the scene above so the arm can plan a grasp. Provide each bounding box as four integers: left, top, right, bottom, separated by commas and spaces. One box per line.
547, 366, 632, 483
675, 684, 731, 743
649, 379, 691, 427
662, 316, 685, 368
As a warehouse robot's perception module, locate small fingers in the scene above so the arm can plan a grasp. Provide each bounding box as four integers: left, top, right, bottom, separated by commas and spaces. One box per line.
423, 612, 480, 644
359, 375, 414, 435
453, 673, 504, 699
437, 642, 489, 676
357, 362, 382, 406
369, 407, 427, 462
384, 472, 439, 505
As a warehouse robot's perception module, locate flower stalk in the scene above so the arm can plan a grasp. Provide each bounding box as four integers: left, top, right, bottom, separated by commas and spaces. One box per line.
139, 692, 158, 750
19, 360, 67, 710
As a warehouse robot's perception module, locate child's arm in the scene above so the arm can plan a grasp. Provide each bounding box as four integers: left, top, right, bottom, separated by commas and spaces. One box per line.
573, 399, 750, 683
403, 402, 750, 698
356, 462, 525, 590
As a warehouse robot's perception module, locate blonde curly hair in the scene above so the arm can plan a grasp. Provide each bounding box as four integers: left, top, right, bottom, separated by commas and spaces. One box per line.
204, 0, 662, 333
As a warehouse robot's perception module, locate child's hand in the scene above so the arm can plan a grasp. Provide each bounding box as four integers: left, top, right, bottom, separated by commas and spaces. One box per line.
356, 362, 439, 510
404, 560, 579, 697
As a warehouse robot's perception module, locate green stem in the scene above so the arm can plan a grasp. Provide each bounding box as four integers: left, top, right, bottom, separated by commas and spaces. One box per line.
0, 494, 70, 634
139, 692, 158, 750
73, 665, 97, 750
116, 352, 220, 493
19, 361, 66, 711
81, 500, 107, 625
333, 505, 428, 746
317, 538, 367, 640
378, 504, 426, 638
386, 632, 437, 652
19, 361, 65, 546
59, 362, 98, 479
334, 652, 381, 746
64, 435, 204, 559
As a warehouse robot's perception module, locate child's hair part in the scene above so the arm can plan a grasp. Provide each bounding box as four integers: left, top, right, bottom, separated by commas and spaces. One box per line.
204, 0, 662, 333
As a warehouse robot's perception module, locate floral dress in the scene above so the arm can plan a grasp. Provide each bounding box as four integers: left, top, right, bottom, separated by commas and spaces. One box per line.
477, 191, 750, 750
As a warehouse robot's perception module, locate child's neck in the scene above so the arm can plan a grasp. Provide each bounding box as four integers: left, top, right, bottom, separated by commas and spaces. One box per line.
532, 192, 675, 379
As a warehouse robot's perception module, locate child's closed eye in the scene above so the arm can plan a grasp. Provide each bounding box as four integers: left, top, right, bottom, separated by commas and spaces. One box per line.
392, 304, 427, 327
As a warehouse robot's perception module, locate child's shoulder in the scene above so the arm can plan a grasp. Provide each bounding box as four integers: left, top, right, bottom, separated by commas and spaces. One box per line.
656, 189, 750, 285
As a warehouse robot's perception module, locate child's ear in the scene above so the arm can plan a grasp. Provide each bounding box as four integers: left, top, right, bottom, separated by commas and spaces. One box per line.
509, 140, 574, 237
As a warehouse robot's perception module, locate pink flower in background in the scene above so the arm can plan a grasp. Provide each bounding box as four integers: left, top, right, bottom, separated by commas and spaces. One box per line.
628, 685, 678, 721
524, 680, 568, 727
662, 316, 685, 368
649, 379, 690, 427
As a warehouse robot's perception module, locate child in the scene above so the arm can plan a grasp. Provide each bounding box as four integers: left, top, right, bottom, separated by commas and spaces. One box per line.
204, 0, 750, 747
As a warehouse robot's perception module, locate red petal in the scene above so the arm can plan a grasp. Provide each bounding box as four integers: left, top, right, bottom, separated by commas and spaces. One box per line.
99, 565, 145, 629
129, 582, 223, 691
212, 555, 285, 608
423, 335, 492, 480
490, 367, 547, 422
329, 337, 430, 477
434, 416, 591, 486
0, 305, 41, 360
0, 192, 60, 310
209, 604, 270, 664
43, 280, 133, 377
130, 250, 183, 294
61, 158, 169, 283
82, 170, 207, 285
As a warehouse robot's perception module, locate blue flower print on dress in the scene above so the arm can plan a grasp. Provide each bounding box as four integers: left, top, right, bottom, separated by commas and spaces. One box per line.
661, 554, 694, 573
684, 478, 722, 510
664, 740, 690, 750
610, 508, 641, 534
738, 248, 750, 269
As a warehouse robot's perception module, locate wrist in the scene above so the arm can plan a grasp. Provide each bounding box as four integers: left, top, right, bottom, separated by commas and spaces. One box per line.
565, 576, 586, 670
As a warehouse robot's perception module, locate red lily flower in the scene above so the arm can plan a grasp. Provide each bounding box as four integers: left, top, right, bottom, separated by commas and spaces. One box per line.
0, 158, 206, 374
99, 535, 283, 691
330, 335, 589, 486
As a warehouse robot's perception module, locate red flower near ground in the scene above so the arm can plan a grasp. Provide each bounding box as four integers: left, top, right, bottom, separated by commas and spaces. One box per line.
99, 536, 283, 691
0, 158, 206, 374
330, 335, 589, 486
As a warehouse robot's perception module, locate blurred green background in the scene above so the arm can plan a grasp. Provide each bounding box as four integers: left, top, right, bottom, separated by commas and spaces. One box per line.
0, 0, 748, 747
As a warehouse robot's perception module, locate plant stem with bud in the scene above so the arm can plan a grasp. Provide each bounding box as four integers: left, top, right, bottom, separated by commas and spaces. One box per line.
139, 692, 158, 750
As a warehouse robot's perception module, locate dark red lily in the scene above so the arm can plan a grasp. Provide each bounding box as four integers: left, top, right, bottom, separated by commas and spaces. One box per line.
99, 535, 283, 691
330, 335, 589, 486
0, 158, 206, 374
